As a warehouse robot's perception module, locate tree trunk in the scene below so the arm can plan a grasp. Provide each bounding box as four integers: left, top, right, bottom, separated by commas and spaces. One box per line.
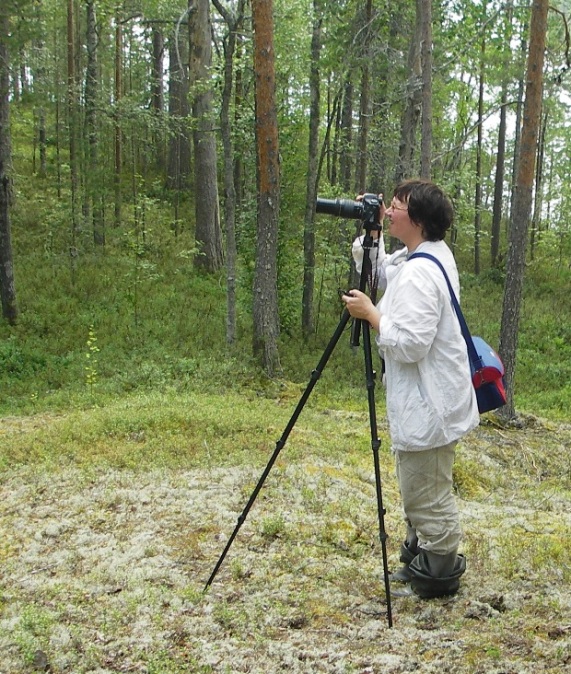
233, 31, 245, 205
151, 28, 164, 114
322, 87, 340, 187
114, 14, 123, 227
213, 0, 246, 344
490, 2, 513, 267
491, 88, 507, 267
530, 109, 547, 260
499, 0, 548, 420
340, 77, 353, 192
252, 0, 280, 375
19, 47, 28, 97
474, 27, 485, 275
301, 0, 322, 340
419, 0, 432, 178
0, 172, 16, 324
395, 0, 422, 185
33, 11, 48, 181
0, 13, 17, 324
67, 0, 80, 261
509, 26, 528, 224
189, 0, 224, 273
151, 27, 165, 172
166, 30, 191, 194
355, 0, 373, 192
85, 0, 104, 246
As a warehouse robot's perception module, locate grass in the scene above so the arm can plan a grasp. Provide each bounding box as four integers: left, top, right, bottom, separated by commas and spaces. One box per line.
0, 388, 385, 473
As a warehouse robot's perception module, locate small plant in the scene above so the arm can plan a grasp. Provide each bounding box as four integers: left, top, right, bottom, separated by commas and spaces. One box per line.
261, 514, 286, 540
230, 558, 249, 580
85, 325, 100, 395
12, 605, 54, 666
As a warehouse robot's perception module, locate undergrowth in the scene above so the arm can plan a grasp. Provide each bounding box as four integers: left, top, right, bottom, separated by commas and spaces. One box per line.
1, 156, 571, 421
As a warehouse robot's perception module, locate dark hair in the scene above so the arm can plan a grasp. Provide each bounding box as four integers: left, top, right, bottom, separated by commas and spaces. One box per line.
393, 179, 454, 241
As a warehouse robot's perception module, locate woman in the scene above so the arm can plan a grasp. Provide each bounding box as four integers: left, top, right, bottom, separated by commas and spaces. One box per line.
342, 179, 479, 598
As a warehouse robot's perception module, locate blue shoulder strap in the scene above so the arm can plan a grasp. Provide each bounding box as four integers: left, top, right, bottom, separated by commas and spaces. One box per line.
408, 252, 482, 371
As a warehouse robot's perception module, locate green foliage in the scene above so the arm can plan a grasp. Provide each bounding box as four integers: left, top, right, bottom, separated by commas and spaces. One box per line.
12, 604, 55, 666
3, 181, 571, 421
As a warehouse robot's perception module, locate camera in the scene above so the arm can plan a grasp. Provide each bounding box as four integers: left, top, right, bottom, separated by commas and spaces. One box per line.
315, 193, 382, 228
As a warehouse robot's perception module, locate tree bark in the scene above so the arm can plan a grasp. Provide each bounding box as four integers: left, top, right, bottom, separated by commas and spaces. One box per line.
355, 0, 373, 193
499, 0, 549, 420
302, 0, 322, 340
67, 0, 80, 259
252, 0, 280, 375
151, 27, 164, 114
85, 0, 104, 246
0, 12, 17, 324
491, 1, 513, 267
491, 89, 507, 267
33, 7, 48, 181
474, 27, 485, 275
151, 26, 165, 172
213, 0, 246, 344
420, 0, 432, 179
509, 26, 528, 224
166, 30, 191, 194
530, 109, 547, 260
114, 14, 123, 227
395, 0, 422, 185
189, 0, 224, 273
340, 77, 353, 192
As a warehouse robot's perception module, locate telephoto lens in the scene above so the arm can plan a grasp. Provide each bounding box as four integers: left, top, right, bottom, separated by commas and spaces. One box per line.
315, 197, 364, 219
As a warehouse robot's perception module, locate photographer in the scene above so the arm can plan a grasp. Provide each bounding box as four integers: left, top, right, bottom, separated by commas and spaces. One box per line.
342, 179, 479, 599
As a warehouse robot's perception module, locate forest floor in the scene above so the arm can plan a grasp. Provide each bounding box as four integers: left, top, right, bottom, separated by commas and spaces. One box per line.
1, 407, 571, 673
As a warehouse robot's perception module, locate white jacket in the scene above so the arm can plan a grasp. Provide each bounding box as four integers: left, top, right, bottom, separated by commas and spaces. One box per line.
352, 235, 479, 451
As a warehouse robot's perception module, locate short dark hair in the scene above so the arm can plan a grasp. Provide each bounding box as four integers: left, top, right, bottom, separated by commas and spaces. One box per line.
393, 179, 454, 241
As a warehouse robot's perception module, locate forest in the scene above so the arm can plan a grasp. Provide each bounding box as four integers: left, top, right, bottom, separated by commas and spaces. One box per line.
1, 1, 571, 672
0, 0, 569, 420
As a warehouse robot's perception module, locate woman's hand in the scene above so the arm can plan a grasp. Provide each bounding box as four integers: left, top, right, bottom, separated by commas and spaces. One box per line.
341, 289, 381, 331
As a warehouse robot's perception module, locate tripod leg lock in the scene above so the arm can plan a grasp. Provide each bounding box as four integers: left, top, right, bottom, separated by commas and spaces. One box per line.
310, 368, 321, 382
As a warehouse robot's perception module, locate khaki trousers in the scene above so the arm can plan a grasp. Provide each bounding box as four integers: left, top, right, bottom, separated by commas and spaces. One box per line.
394, 441, 462, 555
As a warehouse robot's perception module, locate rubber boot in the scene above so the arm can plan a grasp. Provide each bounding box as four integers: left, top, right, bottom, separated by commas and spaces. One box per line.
409, 549, 466, 599
390, 525, 419, 583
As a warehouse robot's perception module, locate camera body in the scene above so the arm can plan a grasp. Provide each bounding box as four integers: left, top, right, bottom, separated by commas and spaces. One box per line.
316, 193, 382, 229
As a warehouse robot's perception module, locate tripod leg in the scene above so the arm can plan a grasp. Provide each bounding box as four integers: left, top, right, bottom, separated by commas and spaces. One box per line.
204, 309, 352, 591
361, 318, 393, 627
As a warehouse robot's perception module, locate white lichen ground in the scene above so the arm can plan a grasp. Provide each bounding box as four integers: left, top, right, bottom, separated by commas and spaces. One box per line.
1, 416, 571, 673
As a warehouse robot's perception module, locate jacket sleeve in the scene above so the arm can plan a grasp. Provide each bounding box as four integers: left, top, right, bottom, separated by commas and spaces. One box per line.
351, 234, 408, 291
377, 263, 444, 363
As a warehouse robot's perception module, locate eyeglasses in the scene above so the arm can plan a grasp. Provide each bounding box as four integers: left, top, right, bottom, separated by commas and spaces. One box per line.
389, 201, 408, 211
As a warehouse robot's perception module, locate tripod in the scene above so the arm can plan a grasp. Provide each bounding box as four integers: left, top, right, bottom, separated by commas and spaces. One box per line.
205, 227, 393, 628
